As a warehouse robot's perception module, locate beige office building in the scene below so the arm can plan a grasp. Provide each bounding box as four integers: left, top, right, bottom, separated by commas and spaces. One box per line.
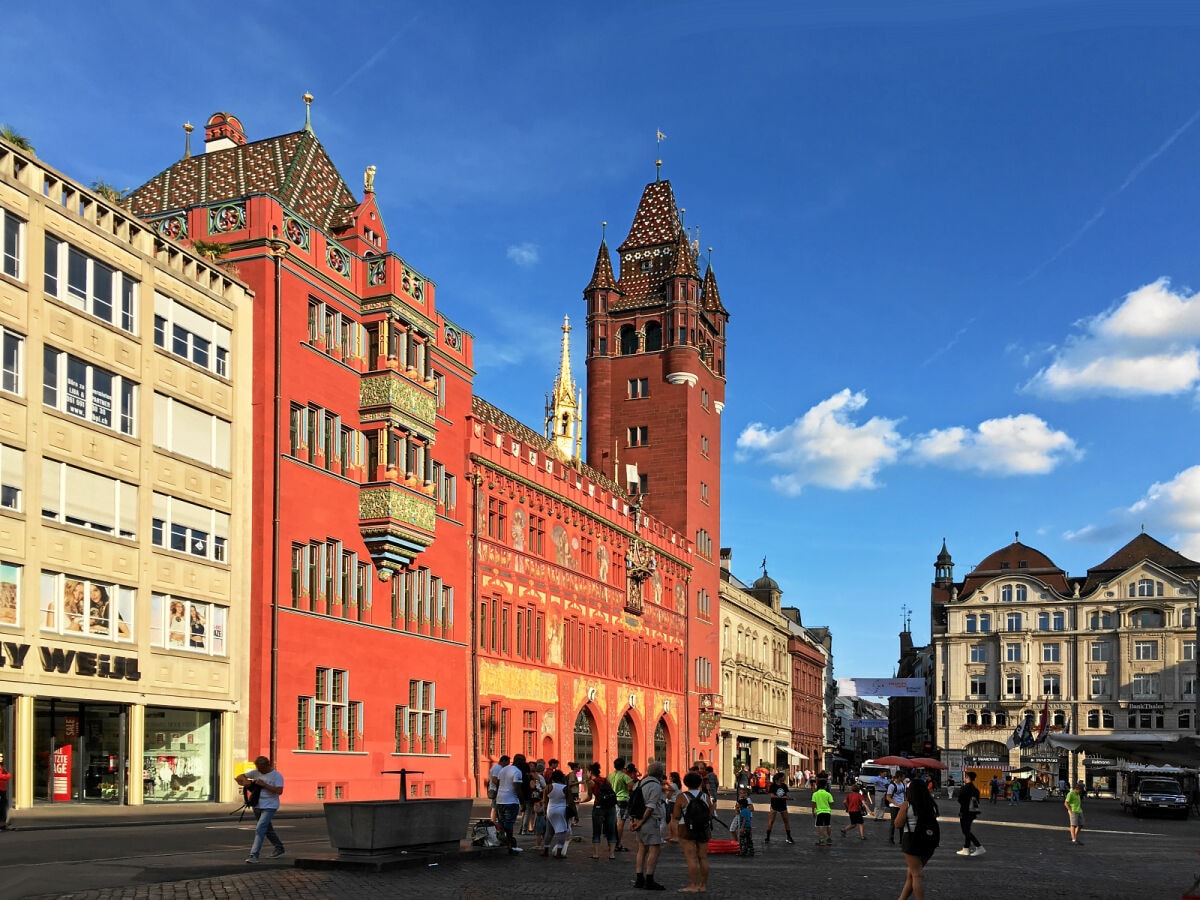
717, 551, 795, 784
0, 136, 252, 806
931, 534, 1198, 792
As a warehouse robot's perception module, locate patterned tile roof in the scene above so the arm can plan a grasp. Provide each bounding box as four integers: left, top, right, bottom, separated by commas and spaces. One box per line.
584, 240, 619, 292
617, 180, 683, 252
1079, 532, 1200, 594
610, 180, 698, 311
471, 395, 625, 496
701, 264, 726, 314
129, 129, 358, 232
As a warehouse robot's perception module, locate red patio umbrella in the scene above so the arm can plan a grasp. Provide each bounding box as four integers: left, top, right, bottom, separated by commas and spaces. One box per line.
870, 756, 918, 767
907, 757, 948, 770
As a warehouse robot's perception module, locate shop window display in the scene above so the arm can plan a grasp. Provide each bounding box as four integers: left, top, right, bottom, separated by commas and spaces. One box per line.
142, 708, 216, 802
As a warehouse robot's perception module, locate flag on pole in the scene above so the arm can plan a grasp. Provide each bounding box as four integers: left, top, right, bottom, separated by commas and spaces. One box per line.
1034, 696, 1051, 744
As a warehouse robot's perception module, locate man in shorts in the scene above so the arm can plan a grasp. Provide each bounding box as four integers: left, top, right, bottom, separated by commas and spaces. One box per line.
630, 760, 666, 891
811, 778, 834, 846
1065, 780, 1085, 844
609, 756, 633, 851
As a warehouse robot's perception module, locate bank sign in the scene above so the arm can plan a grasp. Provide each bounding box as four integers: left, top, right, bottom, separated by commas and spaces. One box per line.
0, 642, 141, 681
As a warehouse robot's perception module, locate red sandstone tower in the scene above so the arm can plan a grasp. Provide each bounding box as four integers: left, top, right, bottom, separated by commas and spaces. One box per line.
583, 177, 729, 761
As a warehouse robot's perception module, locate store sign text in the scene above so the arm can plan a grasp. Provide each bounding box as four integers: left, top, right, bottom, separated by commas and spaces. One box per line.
0, 642, 141, 681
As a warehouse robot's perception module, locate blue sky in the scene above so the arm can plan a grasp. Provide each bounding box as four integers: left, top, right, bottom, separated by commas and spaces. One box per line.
6, 1, 1200, 683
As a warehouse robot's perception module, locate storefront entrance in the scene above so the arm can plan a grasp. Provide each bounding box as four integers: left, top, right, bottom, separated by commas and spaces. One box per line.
33, 700, 126, 803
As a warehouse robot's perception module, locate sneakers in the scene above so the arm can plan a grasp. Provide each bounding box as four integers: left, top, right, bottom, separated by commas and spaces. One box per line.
270, 847, 286, 858
971, 847, 986, 857
784, 835, 795, 844
245, 856, 259, 864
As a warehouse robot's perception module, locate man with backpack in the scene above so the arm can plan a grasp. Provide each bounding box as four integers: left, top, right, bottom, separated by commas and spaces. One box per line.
955, 771, 984, 857
674, 769, 713, 893
609, 757, 634, 852
629, 760, 667, 891
886, 772, 908, 844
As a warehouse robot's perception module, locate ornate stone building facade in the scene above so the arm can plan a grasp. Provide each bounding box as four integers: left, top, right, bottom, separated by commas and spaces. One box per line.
0, 135, 254, 807
717, 552, 793, 783
931, 533, 1199, 791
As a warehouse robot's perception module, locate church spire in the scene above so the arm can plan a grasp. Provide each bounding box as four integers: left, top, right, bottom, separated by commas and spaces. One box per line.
545, 315, 583, 461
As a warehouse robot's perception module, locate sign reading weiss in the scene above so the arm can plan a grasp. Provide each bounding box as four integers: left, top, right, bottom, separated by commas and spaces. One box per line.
837, 678, 925, 697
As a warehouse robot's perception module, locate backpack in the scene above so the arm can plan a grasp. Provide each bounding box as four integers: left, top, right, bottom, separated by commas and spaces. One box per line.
242, 779, 263, 810
627, 777, 654, 820
907, 798, 941, 850
596, 779, 618, 809
683, 793, 712, 841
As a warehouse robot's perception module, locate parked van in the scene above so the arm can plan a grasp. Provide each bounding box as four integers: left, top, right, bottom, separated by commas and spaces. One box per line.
856, 760, 899, 787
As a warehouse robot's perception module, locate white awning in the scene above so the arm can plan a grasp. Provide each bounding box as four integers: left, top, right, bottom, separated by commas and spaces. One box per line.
780, 747, 808, 761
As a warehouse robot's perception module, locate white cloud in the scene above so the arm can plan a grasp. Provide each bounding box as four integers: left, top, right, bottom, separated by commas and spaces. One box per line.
1127, 466, 1200, 558
911, 414, 1082, 475
1025, 278, 1200, 397
737, 389, 906, 495
738, 392, 1082, 496
506, 242, 540, 267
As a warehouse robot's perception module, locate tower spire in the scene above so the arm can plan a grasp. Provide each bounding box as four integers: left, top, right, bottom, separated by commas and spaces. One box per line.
545, 315, 583, 461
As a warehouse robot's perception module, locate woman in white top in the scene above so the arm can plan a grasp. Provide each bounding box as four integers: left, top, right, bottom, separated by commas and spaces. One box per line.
543, 771, 572, 858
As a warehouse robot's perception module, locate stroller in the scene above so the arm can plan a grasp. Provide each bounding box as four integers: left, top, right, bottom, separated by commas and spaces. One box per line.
471, 819, 503, 847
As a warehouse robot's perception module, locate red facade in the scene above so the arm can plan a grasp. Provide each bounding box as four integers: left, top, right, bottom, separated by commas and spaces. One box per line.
132, 122, 474, 800
131, 113, 732, 798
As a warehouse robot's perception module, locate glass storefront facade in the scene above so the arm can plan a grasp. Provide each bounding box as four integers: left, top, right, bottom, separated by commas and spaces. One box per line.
27, 701, 219, 804
142, 707, 218, 803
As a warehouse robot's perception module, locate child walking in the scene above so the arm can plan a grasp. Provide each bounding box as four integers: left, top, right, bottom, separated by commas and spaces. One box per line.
735, 796, 755, 856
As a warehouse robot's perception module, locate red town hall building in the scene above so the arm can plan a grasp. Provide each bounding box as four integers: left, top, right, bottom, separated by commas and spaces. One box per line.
129, 106, 730, 800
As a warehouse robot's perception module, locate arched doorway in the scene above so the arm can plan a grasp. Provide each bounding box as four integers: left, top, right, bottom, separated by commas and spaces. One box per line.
654, 718, 669, 765
574, 707, 595, 768
618, 712, 635, 764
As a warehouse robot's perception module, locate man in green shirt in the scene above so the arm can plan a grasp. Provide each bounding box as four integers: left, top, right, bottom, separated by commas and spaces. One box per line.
1064, 780, 1085, 844
812, 779, 835, 846
609, 757, 634, 851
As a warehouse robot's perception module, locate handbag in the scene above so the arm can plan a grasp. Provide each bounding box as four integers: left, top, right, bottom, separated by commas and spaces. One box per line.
968, 797, 981, 815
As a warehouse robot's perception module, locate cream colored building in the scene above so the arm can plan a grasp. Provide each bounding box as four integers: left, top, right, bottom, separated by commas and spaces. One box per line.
931, 534, 1198, 792
0, 136, 253, 807
718, 550, 794, 784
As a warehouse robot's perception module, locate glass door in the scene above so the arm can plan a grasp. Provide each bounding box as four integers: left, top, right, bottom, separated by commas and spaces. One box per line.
34, 701, 126, 803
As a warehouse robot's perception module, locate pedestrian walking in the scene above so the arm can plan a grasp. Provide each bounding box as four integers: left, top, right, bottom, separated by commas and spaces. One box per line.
608, 758, 633, 851
673, 768, 713, 893
525, 761, 546, 838
236, 756, 284, 863
704, 763, 719, 817
0, 751, 11, 831
1008, 777, 1021, 805
666, 771, 683, 843
734, 795, 755, 856
811, 778, 834, 846
955, 771, 984, 857
735, 763, 751, 794
764, 771, 794, 843
1065, 780, 1085, 844
587, 762, 617, 859
989, 775, 1001, 805
543, 770, 573, 857
630, 760, 667, 891
886, 772, 908, 844
875, 773, 891, 819
495, 753, 525, 854
488, 754, 506, 822
896, 777, 940, 900
839, 784, 870, 839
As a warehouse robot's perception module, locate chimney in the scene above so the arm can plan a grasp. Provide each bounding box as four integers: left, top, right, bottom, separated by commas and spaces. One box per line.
204, 112, 247, 153
719, 547, 732, 573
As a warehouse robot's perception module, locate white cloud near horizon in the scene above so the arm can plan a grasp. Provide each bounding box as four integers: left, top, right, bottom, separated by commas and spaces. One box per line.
737, 390, 1079, 495
1066, 466, 1200, 560
506, 242, 540, 267
1024, 278, 1200, 398
911, 415, 1082, 475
